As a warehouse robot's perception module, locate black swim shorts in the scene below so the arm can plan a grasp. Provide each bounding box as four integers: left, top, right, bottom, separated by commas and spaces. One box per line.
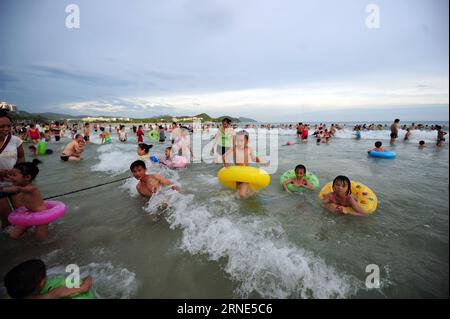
390, 133, 398, 139
60, 155, 69, 162
217, 145, 230, 156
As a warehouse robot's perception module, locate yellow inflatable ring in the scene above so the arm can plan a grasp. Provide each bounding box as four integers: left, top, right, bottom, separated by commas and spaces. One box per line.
318, 181, 378, 215
218, 166, 271, 190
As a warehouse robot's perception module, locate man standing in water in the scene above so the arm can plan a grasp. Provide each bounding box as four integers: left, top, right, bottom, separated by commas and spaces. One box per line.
60, 134, 85, 161
390, 119, 400, 145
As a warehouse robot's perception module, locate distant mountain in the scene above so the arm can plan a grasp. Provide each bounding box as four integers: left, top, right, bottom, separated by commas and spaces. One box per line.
238, 117, 257, 123
34, 112, 86, 120
9, 110, 257, 123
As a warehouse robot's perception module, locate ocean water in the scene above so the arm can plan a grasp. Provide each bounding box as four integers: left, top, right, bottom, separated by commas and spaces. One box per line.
0, 126, 448, 299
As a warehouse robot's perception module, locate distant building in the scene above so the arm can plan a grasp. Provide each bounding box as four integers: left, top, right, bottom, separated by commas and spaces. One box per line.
0, 101, 17, 112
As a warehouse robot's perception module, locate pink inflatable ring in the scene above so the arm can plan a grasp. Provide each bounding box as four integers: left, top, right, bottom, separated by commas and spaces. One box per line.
8, 201, 67, 227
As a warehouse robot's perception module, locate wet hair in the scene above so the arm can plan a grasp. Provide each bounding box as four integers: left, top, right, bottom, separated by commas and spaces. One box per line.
165, 146, 172, 152
0, 109, 12, 121
394, 119, 400, 123
130, 160, 146, 171
159, 125, 164, 129
222, 118, 232, 124
100, 127, 105, 132
419, 140, 425, 145
14, 159, 42, 180
4, 259, 46, 299
138, 143, 152, 154
375, 141, 382, 148
332, 175, 352, 195
237, 130, 249, 140
75, 134, 82, 139
295, 164, 306, 174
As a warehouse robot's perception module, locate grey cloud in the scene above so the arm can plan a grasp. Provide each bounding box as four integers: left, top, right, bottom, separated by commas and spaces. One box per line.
28, 64, 130, 87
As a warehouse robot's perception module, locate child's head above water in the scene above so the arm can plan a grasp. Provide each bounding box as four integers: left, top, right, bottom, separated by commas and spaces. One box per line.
375, 141, 382, 148
130, 160, 147, 179
4, 259, 46, 299
10, 159, 42, 184
332, 175, 352, 195
419, 140, 425, 146
138, 143, 152, 155
294, 164, 306, 176
165, 146, 173, 157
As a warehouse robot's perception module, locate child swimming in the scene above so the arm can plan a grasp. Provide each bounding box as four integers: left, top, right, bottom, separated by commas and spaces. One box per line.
99, 127, 112, 144
223, 130, 267, 199
282, 164, 315, 194
368, 141, 385, 153
28, 133, 53, 156
418, 140, 426, 149
0, 159, 52, 239
130, 160, 181, 198
158, 146, 187, 169
4, 259, 93, 299
137, 143, 153, 162
321, 175, 366, 216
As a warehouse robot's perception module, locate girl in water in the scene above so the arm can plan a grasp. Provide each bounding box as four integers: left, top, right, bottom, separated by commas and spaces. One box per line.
0, 159, 51, 239
137, 143, 152, 163
321, 175, 366, 216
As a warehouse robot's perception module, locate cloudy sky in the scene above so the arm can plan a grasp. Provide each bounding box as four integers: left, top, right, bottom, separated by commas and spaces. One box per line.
0, 0, 448, 121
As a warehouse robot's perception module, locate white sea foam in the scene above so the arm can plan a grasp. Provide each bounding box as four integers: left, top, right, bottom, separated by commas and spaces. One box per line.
143, 190, 358, 298
91, 143, 137, 175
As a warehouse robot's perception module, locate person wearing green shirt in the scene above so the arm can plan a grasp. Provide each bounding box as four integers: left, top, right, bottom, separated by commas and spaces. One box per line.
211, 118, 236, 164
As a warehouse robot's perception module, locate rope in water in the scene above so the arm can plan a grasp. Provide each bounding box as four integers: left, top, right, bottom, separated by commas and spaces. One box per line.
43, 175, 131, 200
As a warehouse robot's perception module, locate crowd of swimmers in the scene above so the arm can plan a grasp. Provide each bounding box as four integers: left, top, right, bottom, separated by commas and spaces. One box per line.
1, 109, 449, 298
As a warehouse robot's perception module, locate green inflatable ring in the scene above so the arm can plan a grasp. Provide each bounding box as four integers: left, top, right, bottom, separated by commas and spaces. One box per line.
279, 170, 320, 192
41, 276, 95, 299
148, 130, 160, 141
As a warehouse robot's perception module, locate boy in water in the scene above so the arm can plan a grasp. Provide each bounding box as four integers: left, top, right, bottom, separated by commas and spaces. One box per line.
0, 160, 50, 239
368, 141, 385, 153
4, 259, 93, 299
223, 130, 267, 199
130, 160, 181, 199
418, 140, 426, 149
